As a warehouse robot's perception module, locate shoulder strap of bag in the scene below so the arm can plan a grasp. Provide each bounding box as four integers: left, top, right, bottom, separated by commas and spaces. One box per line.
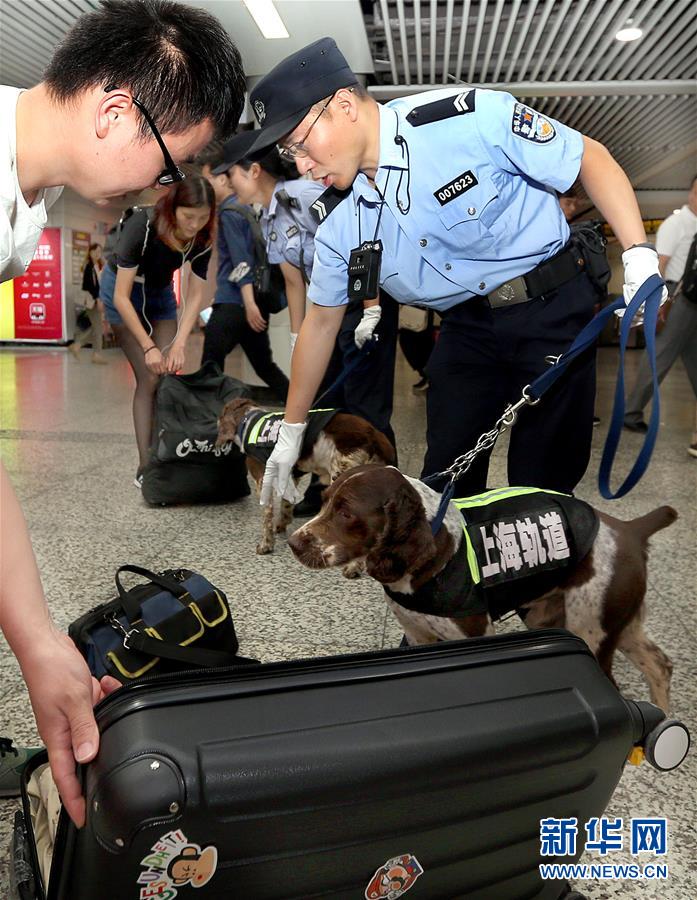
275, 188, 310, 285
123, 629, 256, 668
221, 199, 267, 265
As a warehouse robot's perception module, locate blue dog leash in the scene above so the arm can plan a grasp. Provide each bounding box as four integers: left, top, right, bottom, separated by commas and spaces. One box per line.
314, 337, 377, 406
426, 274, 665, 533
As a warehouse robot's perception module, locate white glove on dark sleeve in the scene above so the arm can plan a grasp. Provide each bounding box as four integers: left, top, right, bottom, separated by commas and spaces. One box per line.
354, 305, 382, 349
289, 332, 298, 355
616, 245, 668, 324
259, 421, 307, 506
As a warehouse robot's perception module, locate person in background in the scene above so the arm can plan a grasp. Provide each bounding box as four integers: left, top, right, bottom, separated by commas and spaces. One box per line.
102, 177, 216, 486
220, 131, 399, 515
397, 306, 437, 394
0, 0, 244, 823
69, 243, 108, 364
624, 175, 697, 438
199, 141, 289, 401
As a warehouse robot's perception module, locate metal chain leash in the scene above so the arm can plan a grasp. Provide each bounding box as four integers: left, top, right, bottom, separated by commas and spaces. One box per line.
425, 384, 541, 486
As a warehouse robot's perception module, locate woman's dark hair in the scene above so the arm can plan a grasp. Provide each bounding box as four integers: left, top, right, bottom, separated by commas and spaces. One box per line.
82, 242, 103, 272
154, 176, 216, 252
238, 147, 300, 181
44, 0, 245, 140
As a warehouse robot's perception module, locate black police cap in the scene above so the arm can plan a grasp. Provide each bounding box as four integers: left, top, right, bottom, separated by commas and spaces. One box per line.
249, 37, 358, 154
211, 130, 261, 176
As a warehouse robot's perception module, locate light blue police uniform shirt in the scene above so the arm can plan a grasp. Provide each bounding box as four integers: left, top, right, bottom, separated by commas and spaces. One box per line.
260, 177, 325, 281
308, 88, 584, 311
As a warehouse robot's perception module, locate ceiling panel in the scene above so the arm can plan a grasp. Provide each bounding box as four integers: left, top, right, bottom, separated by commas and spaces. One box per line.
366, 0, 697, 204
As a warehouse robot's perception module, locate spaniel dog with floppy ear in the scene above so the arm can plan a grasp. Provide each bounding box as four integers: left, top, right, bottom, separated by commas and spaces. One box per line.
365, 481, 438, 586
289, 464, 676, 712
216, 398, 396, 560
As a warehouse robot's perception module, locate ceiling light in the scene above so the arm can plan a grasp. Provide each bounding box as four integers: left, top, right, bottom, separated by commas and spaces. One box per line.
242, 0, 289, 39
615, 22, 643, 42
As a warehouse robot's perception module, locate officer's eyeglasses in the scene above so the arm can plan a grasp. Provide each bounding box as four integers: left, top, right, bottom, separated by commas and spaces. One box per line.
277, 92, 336, 160
105, 85, 185, 186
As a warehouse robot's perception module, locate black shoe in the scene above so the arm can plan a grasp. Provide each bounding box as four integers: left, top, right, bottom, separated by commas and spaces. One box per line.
624, 420, 648, 433
592, 415, 601, 426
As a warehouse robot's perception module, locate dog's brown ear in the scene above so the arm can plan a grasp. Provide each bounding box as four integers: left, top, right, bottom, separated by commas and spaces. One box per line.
365, 482, 437, 584
216, 403, 238, 448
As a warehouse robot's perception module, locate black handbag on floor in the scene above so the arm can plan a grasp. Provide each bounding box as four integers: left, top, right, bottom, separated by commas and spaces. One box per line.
142, 362, 251, 506
68, 565, 248, 683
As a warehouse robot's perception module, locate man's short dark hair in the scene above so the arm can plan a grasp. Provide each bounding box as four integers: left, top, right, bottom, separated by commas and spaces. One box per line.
44, 0, 245, 140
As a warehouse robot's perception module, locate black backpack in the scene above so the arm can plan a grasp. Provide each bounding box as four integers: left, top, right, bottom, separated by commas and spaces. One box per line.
680, 231, 697, 303
141, 362, 251, 506
220, 200, 287, 315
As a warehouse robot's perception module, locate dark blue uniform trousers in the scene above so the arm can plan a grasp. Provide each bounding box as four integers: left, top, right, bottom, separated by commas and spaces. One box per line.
318, 291, 399, 451
423, 270, 597, 496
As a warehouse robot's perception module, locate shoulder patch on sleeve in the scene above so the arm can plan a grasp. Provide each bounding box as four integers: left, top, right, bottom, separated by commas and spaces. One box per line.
309, 186, 352, 226
511, 103, 556, 143
406, 89, 476, 126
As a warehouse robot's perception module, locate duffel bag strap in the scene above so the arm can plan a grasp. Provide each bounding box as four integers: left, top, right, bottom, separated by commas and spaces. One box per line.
123, 628, 257, 669
115, 565, 188, 621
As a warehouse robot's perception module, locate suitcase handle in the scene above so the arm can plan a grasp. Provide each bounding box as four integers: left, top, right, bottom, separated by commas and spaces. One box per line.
115, 565, 188, 621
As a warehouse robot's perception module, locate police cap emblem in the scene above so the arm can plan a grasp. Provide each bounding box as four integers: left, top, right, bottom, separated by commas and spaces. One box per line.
253, 99, 266, 124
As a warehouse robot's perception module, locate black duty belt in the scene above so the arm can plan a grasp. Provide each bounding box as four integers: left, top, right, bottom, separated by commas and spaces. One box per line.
486, 241, 585, 308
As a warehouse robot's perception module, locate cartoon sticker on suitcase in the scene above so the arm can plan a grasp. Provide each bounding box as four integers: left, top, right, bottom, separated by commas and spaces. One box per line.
137, 830, 218, 897
365, 854, 424, 899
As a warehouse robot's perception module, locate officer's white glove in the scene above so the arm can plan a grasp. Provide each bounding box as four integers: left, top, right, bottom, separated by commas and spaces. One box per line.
259, 421, 306, 506
289, 332, 298, 355
354, 305, 381, 349
616, 245, 668, 326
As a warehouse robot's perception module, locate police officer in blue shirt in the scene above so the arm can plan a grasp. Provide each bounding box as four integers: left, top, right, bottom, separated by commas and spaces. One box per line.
219, 132, 324, 350
250, 38, 665, 506
220, 130, 400, 512
199, 138, 289, 401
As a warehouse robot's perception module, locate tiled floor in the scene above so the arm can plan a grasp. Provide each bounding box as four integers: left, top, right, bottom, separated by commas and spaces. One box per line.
0, 334, 695, 898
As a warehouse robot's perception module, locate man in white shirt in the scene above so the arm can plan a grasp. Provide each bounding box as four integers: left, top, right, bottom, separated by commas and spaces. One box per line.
624, 175, 697, 436
1, 0, 244, 827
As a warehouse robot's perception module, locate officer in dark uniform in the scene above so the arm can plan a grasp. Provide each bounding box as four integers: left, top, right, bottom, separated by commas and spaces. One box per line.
250, 38, 665, 506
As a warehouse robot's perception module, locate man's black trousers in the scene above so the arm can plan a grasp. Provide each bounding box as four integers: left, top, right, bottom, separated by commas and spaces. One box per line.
319, 292, 399, 449
201, 303, 289, 402
422, 271, 598, 496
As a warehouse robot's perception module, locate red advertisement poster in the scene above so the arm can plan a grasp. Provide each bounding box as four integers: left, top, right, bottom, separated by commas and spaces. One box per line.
13, 227, 64, 340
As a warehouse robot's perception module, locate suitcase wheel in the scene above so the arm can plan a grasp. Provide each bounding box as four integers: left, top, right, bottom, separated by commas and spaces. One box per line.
643, 718, 690, 771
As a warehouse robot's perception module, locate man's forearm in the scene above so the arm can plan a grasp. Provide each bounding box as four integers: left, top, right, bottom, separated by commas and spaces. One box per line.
286, 282, 307, 334
0, 463, 55, 660
579, 136, 646, 251
284, 305, 344, 423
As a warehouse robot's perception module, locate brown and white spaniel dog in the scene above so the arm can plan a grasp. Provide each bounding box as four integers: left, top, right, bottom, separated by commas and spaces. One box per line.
288, 465, 676, 711
216, 399, 395, 556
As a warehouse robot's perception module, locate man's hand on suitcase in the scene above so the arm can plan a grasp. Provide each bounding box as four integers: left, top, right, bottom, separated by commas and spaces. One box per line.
21, 630, 119, 828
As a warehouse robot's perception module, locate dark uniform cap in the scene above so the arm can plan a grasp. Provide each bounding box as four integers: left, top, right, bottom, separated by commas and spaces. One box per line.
249, 37, 358, 154
211, 130, 261, 176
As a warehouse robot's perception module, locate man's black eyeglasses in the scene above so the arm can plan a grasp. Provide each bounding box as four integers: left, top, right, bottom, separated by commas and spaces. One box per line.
105, 86, 185, 186
277, 92, 337, 161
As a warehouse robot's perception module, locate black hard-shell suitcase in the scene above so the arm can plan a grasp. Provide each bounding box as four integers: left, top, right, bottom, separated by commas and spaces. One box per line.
11, 630, 688, 900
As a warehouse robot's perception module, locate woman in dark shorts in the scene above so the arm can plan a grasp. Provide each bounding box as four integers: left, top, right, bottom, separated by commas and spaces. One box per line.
100, 177, 215, 485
